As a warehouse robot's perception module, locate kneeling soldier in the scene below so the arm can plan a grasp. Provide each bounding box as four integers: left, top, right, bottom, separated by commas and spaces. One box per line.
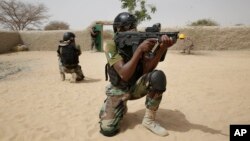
57, 32, 85, 83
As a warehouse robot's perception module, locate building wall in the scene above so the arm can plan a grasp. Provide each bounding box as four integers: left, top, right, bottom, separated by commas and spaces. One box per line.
1, 26, 250, 54
0, 31, 22, 53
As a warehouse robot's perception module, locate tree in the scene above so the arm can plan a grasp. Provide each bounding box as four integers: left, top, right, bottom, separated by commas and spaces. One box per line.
0, 0, 49, 31
44, 21, 69, 30
119, 0, 156, 24
189, 19, 219, 26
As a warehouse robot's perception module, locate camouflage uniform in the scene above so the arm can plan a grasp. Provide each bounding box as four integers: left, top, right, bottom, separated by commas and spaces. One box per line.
99, 40, 164, 135
90, 27, 99, 51
58, 41, 84, 82
181, 37, 194, 54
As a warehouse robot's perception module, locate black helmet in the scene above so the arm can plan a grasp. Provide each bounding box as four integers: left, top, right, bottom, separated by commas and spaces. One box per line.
113, 12, 137, 33
63, 32, 75, 41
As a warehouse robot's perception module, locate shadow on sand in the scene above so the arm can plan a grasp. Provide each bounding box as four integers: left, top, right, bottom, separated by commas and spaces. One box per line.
76, 77, 102, 83
121, 108, 228, 136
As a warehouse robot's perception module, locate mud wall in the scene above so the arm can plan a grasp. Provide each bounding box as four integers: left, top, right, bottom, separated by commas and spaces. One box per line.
1, 26, 250, 54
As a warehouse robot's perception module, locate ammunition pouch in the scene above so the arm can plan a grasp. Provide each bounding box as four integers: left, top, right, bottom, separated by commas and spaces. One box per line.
105, 63, 130, 91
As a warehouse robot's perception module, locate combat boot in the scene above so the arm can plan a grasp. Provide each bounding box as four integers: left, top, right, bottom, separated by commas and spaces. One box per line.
76, 72, 85, 81
70, 73, 77, 83
60, 72, 65, 81
75, 65, 85, 81
142, 108, 169, 136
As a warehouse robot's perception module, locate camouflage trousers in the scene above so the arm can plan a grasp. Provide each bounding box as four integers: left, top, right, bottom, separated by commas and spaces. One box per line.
58, 59, 84, 81
182, 45, 194, 54
91, 38, 97, 50
99, 72, 164, 136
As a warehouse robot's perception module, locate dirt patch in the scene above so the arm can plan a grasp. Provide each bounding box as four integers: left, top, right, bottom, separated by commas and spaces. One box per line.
0, 62, 21, 79
0, 61, 22, 79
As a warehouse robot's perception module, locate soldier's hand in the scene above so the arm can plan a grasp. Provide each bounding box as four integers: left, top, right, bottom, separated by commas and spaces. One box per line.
138, 38, 157, 53
160, 35, 174, 48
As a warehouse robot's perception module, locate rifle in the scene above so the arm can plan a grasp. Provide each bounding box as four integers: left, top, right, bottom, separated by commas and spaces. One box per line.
114, 31, 179, 61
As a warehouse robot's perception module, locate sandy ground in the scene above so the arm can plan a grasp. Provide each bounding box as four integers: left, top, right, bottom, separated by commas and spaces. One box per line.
0, 50, 250, 141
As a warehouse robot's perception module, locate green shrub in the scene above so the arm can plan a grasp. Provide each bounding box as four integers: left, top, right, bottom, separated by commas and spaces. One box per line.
189, 19, 219, 26
44, 21, 69, 30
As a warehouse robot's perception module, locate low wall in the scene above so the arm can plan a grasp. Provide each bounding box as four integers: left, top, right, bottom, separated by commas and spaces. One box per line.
167, 26, 250, 50
1, 26, 250, 54
0, 31, 22, 53
19, 30, 91, 51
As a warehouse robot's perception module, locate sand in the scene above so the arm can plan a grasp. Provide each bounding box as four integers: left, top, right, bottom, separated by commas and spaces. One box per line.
0, 50, 250, 141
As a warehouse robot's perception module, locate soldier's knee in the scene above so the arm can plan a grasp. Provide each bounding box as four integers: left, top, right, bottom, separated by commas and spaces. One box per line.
148, 70, 167, 93
99, 120, 120, 137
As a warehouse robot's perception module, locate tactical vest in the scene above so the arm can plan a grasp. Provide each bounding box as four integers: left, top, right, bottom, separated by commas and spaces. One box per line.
59, 44, 79, 66
105, 50, 143, 91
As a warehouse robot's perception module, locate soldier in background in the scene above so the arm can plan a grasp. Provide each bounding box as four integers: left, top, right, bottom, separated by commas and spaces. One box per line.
90, 26, 99, 51
179, 33, 194, 54
57, 32, 85, 83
